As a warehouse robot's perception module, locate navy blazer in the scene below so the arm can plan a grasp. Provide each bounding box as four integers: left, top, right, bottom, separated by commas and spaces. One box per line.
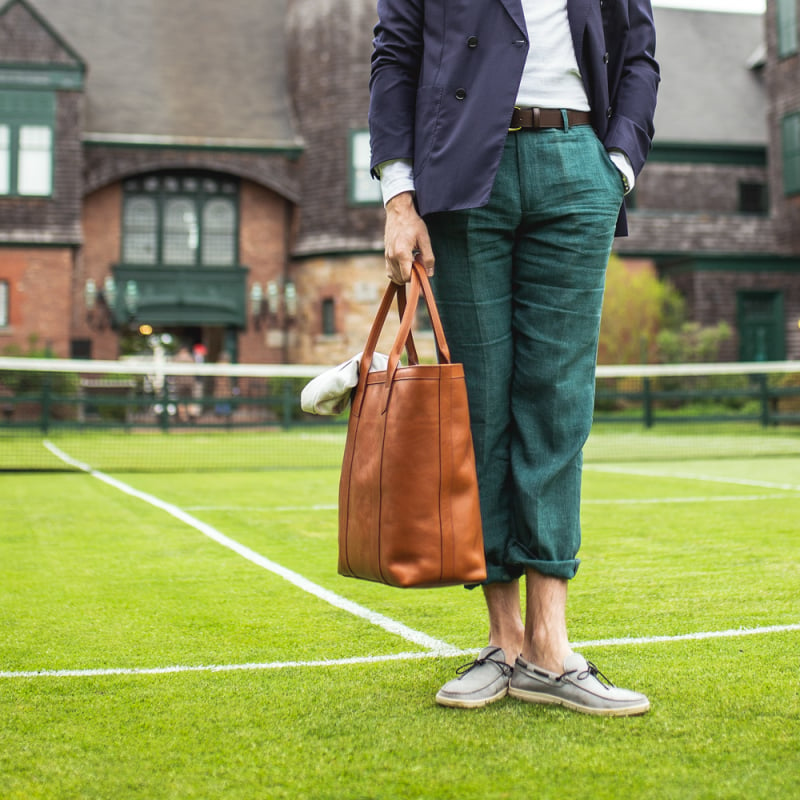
369, 0, 659, 235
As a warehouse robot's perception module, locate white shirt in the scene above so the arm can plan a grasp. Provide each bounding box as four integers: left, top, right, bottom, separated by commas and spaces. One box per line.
515, 0, 589, 111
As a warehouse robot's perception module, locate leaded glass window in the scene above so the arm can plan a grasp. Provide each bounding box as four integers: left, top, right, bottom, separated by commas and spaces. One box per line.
121, 172, 240, 266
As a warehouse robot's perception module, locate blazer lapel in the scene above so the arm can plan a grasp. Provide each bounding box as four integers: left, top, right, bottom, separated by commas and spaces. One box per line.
498, 0, 528, 37
567, 0, 592, 58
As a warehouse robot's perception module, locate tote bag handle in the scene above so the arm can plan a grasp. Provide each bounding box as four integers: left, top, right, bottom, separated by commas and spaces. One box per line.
353, 261, 451, 416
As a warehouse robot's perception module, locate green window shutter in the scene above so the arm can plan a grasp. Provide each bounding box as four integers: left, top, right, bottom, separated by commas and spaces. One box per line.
777, 0, 799, 58
781, 113, 800, 195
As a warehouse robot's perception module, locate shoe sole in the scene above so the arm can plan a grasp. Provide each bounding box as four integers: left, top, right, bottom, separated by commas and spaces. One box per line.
508, 686, 650, 717
435, 686, 508, 709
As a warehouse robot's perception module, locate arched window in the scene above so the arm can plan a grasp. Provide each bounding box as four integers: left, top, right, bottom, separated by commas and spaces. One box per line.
202, 198, 236, 266
121, 172, 239, 266
164, 198, 198, 264
122, 197, 157, 264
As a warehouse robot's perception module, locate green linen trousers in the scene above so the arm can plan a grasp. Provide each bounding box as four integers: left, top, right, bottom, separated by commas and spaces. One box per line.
427, 122, 625, 584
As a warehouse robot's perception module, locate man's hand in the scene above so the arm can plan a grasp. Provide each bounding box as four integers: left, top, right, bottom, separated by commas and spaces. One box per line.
383, 192, 434, 284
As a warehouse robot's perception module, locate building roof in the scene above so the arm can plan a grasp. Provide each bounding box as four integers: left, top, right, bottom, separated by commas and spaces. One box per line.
18, 2, 767, 153
652, 6, 766, 146
30, 0, 302, 150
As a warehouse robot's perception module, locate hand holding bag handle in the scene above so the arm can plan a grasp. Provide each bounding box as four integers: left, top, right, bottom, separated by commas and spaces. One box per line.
353, 261, 449, 416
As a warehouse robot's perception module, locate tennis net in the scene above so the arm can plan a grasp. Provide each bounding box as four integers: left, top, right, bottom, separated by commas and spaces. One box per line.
1, 356, 798, 472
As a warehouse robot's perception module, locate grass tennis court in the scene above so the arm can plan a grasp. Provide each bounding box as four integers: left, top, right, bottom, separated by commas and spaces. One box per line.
1, 432, 798, 799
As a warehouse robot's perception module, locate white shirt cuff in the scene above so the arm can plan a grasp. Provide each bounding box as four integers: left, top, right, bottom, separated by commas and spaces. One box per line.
377, 152, 633, 203
609, 150, 635, 195
376, 159, 415, 206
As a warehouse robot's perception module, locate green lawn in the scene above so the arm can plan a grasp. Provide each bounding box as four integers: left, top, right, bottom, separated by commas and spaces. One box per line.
1, 440, 798, 799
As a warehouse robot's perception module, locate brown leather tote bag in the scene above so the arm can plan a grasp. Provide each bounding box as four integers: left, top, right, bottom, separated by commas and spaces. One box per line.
338, 261, 486, 588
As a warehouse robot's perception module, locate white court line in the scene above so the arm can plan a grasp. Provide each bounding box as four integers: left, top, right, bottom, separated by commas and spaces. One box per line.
0, 651, 437, 679
573, 623, 800, 647
584, 493, 794, 506
188, 494, 795, 515
190, 495, 793, 512
42, 441, 459, 657
586, 464, 800, 493
185, 505, 338, 512
2, 623, 798, 680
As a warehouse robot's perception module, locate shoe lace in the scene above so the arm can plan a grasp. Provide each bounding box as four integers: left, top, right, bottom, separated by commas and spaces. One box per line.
455, 648, 513, 678
559, 660, 616, 688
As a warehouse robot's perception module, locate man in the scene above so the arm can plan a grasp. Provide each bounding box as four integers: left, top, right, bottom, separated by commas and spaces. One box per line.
369, 0, 659, 716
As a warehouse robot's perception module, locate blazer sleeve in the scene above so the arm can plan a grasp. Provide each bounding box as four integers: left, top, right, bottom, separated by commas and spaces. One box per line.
368, 0, 424, 175
604, 0, 660, 177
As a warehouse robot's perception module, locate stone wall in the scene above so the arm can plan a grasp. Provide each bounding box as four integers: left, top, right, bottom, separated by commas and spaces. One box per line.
290, 252, 438, 366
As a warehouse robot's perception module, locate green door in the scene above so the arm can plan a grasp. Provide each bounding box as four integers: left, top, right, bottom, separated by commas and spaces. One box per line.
737, 291, 785, 362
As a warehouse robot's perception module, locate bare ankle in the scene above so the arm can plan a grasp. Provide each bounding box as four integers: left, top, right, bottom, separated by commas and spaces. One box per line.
521, 645, 573, 674
484, 581, 524, 666
489, 637, 523, 666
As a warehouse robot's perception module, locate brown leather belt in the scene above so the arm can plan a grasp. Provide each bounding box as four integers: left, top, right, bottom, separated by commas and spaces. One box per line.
509, 107, 592, 132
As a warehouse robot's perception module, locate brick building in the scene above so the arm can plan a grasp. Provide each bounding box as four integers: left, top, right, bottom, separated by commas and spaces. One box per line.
0, 0, 302, 364
1, 0, 799, 365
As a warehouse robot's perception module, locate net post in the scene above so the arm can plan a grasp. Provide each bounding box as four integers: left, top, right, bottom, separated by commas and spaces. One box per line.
39, 373, 51, 436
758, 373, 770, 427
159, 378, 170, 432
281, 380, 294, 429
642, 376, 654, 429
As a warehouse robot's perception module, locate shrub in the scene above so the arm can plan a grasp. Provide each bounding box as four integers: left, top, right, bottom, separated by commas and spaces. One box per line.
598, 255, 685, 365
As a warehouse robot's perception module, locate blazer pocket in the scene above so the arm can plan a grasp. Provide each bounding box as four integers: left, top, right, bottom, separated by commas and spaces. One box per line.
413, 85, 445, 178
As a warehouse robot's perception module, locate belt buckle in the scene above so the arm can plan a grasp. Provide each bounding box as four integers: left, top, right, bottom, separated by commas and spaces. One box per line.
508, 106, 522, 132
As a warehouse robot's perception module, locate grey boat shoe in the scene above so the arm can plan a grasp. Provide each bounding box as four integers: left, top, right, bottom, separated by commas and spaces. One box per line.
509, 652, 650, 717
435, 646, 513, 709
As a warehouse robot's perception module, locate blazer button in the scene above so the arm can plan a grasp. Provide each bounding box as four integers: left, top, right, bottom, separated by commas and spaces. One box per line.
455, 88, 467, 100
467, 35, 478, 48
606, 106, 613, 119
603, 52, 609, 64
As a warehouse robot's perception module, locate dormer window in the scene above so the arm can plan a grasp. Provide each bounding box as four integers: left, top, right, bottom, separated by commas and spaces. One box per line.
0, 90, 55, 197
